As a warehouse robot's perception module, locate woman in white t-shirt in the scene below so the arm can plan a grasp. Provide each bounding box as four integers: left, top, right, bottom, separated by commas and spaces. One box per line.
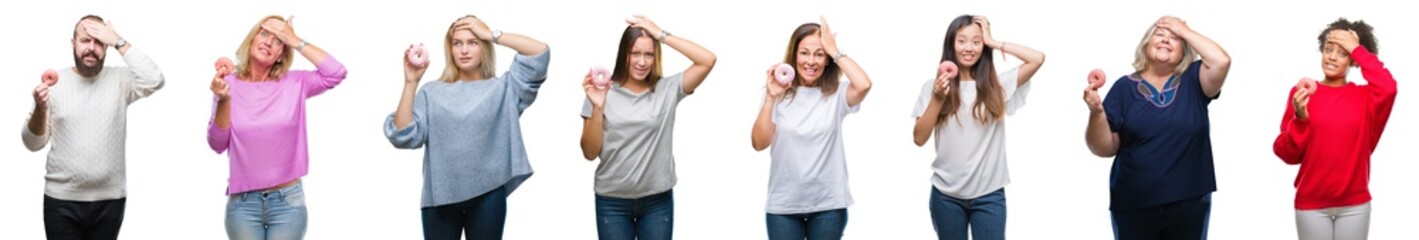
750, 17, 873, 240
910, 15, 1045, 240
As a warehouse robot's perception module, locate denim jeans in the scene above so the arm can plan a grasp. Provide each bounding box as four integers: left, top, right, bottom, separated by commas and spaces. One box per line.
422, 186, 509, 240
1111, 193, 1211, 240
44, 195, 126, 240
226, 181, 308, 240
765, 208, 848, 240
595, 189, 673, 240
929, 188, 1006, 240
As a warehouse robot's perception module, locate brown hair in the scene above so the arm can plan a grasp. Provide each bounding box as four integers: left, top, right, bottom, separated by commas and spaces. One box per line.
779, 23, 841, 100
234, 15, 296, 80
938, 15, 1003, 125
610, 26, 663, 90
438, 15, 498, 82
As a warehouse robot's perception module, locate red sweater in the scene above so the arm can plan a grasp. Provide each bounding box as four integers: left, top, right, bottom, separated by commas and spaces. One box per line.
1273, 46, 1397, 210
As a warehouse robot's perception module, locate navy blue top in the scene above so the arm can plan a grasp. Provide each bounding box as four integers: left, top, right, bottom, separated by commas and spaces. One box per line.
1103, 60, 1218, 210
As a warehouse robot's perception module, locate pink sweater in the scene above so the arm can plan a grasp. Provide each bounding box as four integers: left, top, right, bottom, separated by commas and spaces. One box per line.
207, 55, 347, 195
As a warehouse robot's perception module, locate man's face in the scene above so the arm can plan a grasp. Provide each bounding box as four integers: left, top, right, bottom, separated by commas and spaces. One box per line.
72, 20, 107, 77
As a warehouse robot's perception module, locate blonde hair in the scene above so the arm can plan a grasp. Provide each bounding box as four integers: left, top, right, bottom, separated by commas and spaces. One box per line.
438, 15, 498, 82
236, 15, 296, 80
1132, 25, 1197, 74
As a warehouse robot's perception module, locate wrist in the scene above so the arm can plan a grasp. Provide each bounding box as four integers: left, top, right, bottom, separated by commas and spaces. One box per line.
831, 49, 847, 61
293, 39, 309, 51
656, 29, 670, 42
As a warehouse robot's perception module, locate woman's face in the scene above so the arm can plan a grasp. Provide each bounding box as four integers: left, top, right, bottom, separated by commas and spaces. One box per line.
953, 24, 984, 68
450, 30, 483, 72
795, 33, 828, 85
1320, 30, 1353, 79
1146, 28, 1184, 68
247, 19, 287, 69
625, 36, 656, 81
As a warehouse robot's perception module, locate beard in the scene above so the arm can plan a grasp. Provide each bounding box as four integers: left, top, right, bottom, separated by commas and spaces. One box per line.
72, 51, 105, 78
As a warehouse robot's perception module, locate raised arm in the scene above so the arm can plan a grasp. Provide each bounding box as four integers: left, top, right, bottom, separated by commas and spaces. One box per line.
1329, 30, 1396, 151
1157, 16, 1230, 98
580, 72, 609, 160
207, 61, 233, 153
1083, 71, 1119, 157
913, 75, 950, 146
975, 16, 1045, 86
23, 72, 55, 151
819, 16, 871, 107
627, 15, 716, 94
80, 20, 165, 102
262, 17, 347, 96
1273, 86, 1310, 165
752, 65, 790, 151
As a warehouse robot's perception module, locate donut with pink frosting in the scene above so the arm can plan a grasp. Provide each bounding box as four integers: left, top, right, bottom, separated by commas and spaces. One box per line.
939, 61, 961, 80
1296, 77, 1318, 96
590, 67, 611, 88
41, 69, 58, 86
215, 57, 235, 77
1087, 69, 1107, 89
774, 63, 795, 85
407, 43, 429, 68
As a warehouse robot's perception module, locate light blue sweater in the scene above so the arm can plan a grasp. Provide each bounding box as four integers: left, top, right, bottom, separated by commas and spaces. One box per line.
384, 50, 549, 207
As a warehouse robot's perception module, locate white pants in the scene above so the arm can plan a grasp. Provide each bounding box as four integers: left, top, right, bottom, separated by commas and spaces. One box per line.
1295, 202, 1370, 240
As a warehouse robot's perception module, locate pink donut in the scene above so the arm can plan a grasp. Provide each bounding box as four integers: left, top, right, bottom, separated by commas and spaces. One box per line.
591, 67, 612, 88
41, 69, 58, 86
1296, 77, 1318, 96
938, 61, 959, 79
1087, 69, 1107, 89
774, 63, 795, 85
215, 57, 235, 76
407, 43, 429, 68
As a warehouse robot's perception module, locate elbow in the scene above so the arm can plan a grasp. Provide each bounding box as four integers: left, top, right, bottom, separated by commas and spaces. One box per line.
579, 141, 598, 161
207, 143, 227, 154
913, 130, 929, 147
1087, 147, 1115, 158
700, 53, 718, 68
1211, 54, 1232, 69
752, 140, 769, 152
24, 141, 44, 152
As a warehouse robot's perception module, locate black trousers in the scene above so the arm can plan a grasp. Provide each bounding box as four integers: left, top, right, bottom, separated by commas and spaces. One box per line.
44, 195, 126, 240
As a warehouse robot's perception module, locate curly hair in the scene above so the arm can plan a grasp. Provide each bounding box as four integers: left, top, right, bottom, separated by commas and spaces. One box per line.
1318, 18, 1378, 55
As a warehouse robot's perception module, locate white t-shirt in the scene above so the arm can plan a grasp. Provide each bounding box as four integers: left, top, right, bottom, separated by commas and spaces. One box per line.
766, 81, 859, 214
911, 67, 1029, 199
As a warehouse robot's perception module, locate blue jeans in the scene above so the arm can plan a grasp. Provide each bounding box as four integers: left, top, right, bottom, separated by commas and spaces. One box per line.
595, 190, 673, 240
226, 181, 308, 240
422, 186, 508, 240
929, 188, 1006, 240
765, 208, 848, 240
1111, 193, 1211, 240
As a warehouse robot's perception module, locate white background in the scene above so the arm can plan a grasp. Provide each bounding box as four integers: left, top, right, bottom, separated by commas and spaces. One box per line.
2, 0, 1414, 239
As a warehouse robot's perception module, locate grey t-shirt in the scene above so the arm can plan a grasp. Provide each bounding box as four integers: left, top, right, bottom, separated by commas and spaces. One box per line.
581, 73, 687, 199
